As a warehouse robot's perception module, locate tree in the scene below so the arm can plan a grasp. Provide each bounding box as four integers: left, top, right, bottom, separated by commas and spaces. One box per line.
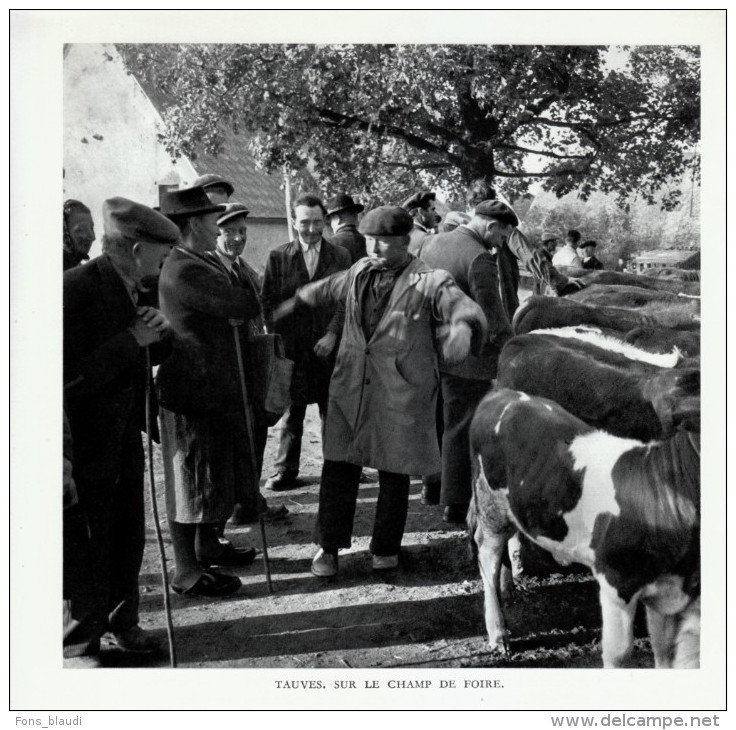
119, 43, 700, 208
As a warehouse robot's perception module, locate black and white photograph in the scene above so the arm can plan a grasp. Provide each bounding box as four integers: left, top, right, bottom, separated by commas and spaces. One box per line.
10, 8, 726, 717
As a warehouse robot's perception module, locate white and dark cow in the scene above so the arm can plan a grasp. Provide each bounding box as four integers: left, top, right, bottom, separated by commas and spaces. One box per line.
566, 284, 700, 314
468, 388, 700, 668
497, 329, 700, 441
555, 267, 701, 296
513, 295, 700, 337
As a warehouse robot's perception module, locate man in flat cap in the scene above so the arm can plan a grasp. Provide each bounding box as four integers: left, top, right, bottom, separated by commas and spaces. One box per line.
325, 193, 367, 264
187, 173, 235, 205
274, 205, 487, 578
402, 190, 442, 256
261, 193, 351, 492
156, 187, 263, 598
207, 203, 289, 525
465, 180, 583, 318
64, 197, 178, 660
420, 200, 516, 523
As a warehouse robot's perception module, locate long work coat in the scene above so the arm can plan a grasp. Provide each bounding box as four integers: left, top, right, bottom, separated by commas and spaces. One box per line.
298, 257, 487, 476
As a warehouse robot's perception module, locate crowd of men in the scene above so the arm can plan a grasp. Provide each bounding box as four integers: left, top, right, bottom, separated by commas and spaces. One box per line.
62, 174, 586, 667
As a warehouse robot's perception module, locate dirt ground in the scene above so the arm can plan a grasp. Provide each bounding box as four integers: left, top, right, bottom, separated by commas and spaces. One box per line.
101, 403, 655, 671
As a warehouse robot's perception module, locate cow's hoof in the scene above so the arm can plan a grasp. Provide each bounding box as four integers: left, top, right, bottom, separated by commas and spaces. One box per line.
487, 634, 511, 656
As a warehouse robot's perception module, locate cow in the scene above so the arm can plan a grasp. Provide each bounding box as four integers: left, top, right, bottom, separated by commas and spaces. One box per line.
566, 284, 700, 315
513, 296, 700, 336
625, 326, 700, 359
555, 267, 701, 296
497, 328, 700, 440
468, 388, 700, 668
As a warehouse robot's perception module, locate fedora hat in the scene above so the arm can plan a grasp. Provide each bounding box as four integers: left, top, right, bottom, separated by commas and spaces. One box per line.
326, 193, 364, 217
159, 187, 226, 219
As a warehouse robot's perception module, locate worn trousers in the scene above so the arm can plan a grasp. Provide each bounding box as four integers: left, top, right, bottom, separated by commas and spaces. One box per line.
439, 373, 493, 507
315, 460, 410, 556
70, 427, 145, 637
274, 399, 327, 473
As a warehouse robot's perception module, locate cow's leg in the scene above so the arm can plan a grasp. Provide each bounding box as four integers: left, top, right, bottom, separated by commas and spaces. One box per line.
597, 575, 638, 668
645, 607, 677, 668
475, 525, 511, 654
673, 597, 700, 669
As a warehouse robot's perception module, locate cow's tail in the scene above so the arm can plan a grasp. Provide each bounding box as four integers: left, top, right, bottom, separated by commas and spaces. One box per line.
467, 491, 479, 562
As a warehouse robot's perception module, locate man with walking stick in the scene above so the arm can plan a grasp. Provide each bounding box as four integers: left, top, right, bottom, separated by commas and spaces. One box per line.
63, 197, 178, 663
156, 187, 264, 598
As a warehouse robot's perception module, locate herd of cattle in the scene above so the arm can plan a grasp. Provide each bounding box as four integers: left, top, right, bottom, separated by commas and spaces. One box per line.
466, 266, 701, 669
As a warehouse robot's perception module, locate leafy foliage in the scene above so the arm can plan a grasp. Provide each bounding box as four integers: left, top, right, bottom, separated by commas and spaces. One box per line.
119, 43, 700, 209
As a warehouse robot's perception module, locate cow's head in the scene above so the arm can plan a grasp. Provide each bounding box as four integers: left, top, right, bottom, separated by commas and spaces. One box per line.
642, 368, 701, 436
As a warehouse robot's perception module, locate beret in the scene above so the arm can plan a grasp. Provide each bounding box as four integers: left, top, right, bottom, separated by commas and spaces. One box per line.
102, 197, 180, 245
474, 200, 519, 227
159, 187, 227, 219
326, 193, 364, 217
189, 173, 234, 197
441, 211, 471, 233
401, 190, 436, 211
358, 206, 414, 237
217, 202, 250, 226
582, 239, 597, 248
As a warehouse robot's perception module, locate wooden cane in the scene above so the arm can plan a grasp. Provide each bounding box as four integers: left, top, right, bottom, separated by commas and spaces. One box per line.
144, 347, 177, 667
230, 320, 274, 594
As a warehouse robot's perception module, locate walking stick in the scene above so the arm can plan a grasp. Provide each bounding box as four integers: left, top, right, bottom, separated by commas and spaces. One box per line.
230, 320, 274, 594
144, 347, 177, 667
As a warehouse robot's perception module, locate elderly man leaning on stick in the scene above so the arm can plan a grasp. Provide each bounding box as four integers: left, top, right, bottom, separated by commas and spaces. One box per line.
272, 205, 488, 578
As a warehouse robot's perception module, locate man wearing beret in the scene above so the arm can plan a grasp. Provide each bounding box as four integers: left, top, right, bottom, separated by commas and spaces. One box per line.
420, 200, 515, 523
325, 193, 367, 264
156, 187, 263, 598
275, 205, 488, 578
465, 180, 584, 318
261, 193, 351, 492
64, 197, 178, 658
401, 190, 442, 256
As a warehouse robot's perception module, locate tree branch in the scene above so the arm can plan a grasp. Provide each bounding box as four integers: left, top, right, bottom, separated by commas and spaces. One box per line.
496, 143, 594, 160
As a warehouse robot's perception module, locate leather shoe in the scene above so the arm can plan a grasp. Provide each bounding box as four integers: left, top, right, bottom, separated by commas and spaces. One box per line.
199, 544, 258, 568
265, 470, 299, 491
109, 626, 162, 654
421, 481, 440, 505
310, 548, 338, 577
372, 554, 399, 571
172, 570, 242, 598
443, 504, 469, 524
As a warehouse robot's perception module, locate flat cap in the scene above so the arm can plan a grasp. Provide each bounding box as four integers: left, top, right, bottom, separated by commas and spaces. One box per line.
541, 230, 558, 243
159, 187, 227, 219
581, 239, 597, 248
217, 202, 250, 226
326, 193, 364, 217
474, 200, 519, 227
401, 191, 436, 211
358, 206, 413, 237
189, 173, 234, 197
103, 197, 180, 244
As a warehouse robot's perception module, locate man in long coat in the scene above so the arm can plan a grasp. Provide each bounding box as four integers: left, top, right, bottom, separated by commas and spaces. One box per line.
64, 198, 178, 658
402, 190, 441, 255
156, 187, 262, 597
325, 193, 367, 264
261, 193, 351, 491
420, 200, 516, 523
277, 206, 487, 578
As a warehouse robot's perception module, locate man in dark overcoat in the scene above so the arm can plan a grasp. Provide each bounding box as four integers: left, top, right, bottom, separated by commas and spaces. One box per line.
420, 200, 516, 523
402, 190, 441, 255
63, 197, 178, 658
261, 193, 351, 491
325, 193, 367, 264
156, 188, 263, 598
